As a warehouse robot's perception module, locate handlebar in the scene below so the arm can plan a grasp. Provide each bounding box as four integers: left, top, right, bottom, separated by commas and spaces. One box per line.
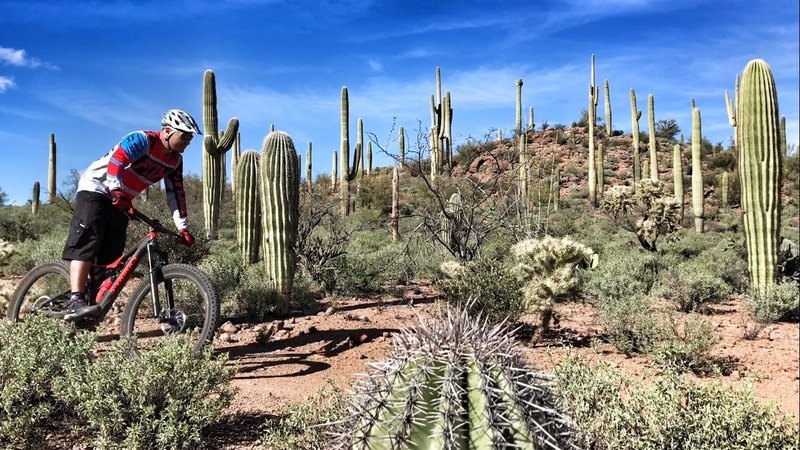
128, 209, 180, 238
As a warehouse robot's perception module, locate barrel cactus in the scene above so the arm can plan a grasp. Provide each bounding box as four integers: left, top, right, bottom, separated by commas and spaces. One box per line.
737, 59, 782, 295
333, 303, 576, 449
235, 151, 261, 265
512, 236, 598, 345
260, 131, 300, 315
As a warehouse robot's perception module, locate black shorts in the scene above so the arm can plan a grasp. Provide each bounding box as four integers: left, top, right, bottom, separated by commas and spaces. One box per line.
62, 191, 129, 265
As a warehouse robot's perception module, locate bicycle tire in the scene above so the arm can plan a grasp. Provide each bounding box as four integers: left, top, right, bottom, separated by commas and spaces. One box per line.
7, 261, 70, 321
120, 263, 219, 353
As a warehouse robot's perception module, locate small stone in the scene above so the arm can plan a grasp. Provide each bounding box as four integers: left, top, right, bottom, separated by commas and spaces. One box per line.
357, 333, 370, 344
219, 321, 238, 334
325, 306, 335, 316
382, 331, 391, 338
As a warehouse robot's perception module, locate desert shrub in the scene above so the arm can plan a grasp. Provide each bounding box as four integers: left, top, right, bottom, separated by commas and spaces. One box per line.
331, 230, 406, 295
54, 336, 235, 450
1, 228, 68, 275
745, 280, 800, 323
657, 262, 732, 312
650, 314, 724, 375
596, 293, 666, 355
259, 380, 347, 450
436, 258, 524, 325
0, 316, 93, 448
553, 356, 799, 450
583, 245, 661, 302
661, 231, 749, 292
0, 205, 62, 242
707, 150, 737, 171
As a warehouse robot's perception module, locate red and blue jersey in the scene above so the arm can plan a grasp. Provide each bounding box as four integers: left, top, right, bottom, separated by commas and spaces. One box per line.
77, 130, 189, 230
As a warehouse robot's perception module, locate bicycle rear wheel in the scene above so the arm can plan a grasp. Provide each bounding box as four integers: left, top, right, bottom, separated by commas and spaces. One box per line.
7, 261, 70, 321
121, 263, 219, 353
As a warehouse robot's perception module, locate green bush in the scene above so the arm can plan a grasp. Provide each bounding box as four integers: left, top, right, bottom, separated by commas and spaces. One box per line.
54, 336, 235, 450
650, 314, 723, 375
658, 262, 732, 312
0, 316, 93, 448
259, 380, 347, 450
435, 258, 525, 325
553, 356, 800, 450
745, 281, 800, 323
331, 230, 405, 295
583, 245, 660, 303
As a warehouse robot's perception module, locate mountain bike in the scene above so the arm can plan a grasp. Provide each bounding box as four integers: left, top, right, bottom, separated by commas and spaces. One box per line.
6, 209, 219, 353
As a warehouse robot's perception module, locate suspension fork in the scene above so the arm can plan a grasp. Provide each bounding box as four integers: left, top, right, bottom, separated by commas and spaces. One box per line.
146, 242, 174, 318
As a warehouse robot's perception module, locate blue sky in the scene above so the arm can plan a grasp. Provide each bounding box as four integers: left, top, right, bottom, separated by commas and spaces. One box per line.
1, 0, 798, 206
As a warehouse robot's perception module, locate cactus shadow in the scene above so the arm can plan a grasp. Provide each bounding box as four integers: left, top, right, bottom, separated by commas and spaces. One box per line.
202, 411, 276, 448
513, 323, 595, 348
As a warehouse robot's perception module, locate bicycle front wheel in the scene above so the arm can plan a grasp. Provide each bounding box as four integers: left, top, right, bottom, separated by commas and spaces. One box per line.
7, 261, 70, 321
121, 263, 219, 353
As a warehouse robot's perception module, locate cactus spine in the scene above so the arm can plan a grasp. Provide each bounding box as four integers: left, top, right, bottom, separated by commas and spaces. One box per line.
339, 87, 362, 215
515, 78, 523, 136
588, 54, 598, 206
48, 133, 56, 203
691, 107, 704, 233
648, 94, 658, 180
202, 69, 240, 239
673, 143, 684, 220
335, 304, 575, 449
235, 151, 261, 265
737, 59, 782, 295
604, 79, 612, 134
306, 141, 313, 186
630, 89, 642, 192
32, 181, 40, 215
260, 131, 300, 315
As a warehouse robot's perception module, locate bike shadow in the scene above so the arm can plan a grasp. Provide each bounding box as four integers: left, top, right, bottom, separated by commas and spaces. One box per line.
218, 326, 397, 379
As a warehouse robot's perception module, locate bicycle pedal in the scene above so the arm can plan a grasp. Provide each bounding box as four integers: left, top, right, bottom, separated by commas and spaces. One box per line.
63, 304, 101, 321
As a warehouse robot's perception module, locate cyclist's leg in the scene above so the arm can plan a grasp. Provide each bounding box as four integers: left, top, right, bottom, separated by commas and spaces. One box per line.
95, 204, 129, 266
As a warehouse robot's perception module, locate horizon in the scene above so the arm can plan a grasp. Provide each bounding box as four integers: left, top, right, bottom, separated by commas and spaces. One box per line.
1, 0, 798, 207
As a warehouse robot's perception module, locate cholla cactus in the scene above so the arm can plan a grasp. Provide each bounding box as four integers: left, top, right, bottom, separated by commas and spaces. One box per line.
512, 236, 598, 345
602, 179, 681, 251
333, 303, 576, 449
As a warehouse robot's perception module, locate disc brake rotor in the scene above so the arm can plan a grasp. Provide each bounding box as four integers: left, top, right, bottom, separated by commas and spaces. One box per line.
160, 308, 188, 335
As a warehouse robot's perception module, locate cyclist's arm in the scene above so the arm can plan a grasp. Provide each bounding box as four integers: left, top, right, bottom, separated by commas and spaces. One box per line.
164, 159, 189, 231
106, 131, 150, 197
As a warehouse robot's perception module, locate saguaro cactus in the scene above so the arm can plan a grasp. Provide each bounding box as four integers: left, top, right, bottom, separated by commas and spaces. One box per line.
366, 142, 372, 177
604, 79, 612, 134
331, 150, 338, 192
737, 59, 782, 295
515, 78, 524, 136
673, 143, 684, 220
202, 69, 240, 239
725, 75, 739, 150
235, 151, 261, 265
648, 94, 658, 180
230, 132, 241, 198
518, 133, 529, 214
48, 133, 56, 203
630, 89, 642, 192
390, 166, 400, 242
339, 87, 362, 215
528, 105, 535, 131
398, 126, 405, 168
306, 141, 313, 186
691, 107, 704, 233
334, 304, 576, 449
588, 54, 598, 206
32, 181, 40, 215
260, 131, 300, 315
721, 171, 729, 208
596, 141, 604, 198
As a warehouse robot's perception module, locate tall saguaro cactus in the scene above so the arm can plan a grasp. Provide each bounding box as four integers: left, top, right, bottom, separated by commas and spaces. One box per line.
48, 133, 56, 203
515, 78, 524, 136
673, 143, 684, 220
390, 166, 400, 242
529, 106, 535, 131
202, 69, 240, 239
725, 75, 740, 150
630, 89, 642, 192
260, 131, 300, 315
339, 86, 362, 215
230, 132, 241, 199
648, 94, 658, 180
604, 79, 612, 134
331, 150, 338, 192
691, 107, 704, 233
737, 59, 782, 295
398, 126, 405, 168
32, 182, 40, 215
306, 141, 313, 186
235, 151, 261, 265
588, 54, 598, 206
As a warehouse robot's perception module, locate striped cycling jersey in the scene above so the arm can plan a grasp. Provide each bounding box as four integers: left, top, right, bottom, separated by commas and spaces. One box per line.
77, 130, 189, 230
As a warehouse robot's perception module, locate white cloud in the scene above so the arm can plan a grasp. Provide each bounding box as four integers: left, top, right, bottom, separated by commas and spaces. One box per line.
367, 59, 383, 72
0, 76, 14, 92
0, 47, 58, 69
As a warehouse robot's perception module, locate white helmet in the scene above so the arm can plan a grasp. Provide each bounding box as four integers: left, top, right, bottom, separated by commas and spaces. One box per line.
161, 109, 201, 134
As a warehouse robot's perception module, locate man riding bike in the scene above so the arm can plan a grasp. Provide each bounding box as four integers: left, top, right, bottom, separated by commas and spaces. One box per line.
61, 109, 200, 319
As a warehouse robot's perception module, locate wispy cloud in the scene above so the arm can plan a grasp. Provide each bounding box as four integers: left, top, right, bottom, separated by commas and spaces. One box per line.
0, 76, 14, 92
0, 47, 58, 69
